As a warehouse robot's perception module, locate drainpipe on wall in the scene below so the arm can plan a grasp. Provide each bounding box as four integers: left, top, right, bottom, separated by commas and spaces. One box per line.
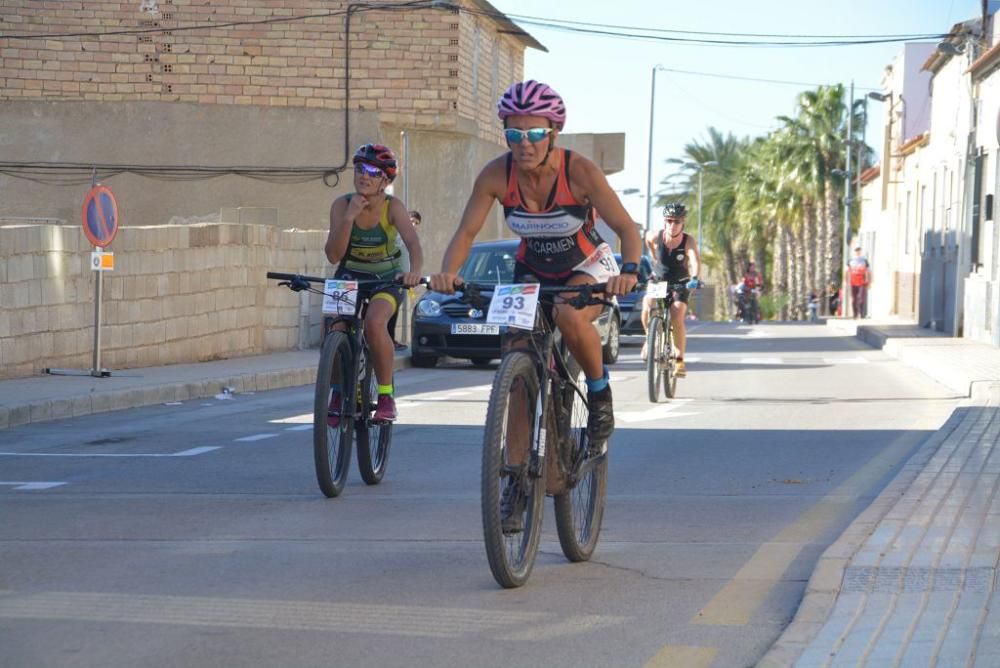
298, 289, 311, 350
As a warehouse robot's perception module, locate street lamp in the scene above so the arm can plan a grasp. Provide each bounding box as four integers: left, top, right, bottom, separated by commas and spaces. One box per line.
867, 90, 903, 211
645, 65, 668, 231
666, 159, 718, 249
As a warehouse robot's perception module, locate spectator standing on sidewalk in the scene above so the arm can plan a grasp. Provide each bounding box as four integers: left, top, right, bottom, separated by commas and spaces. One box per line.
848, 246, 871, 319
827, 281, 841, 316
388, 210, 421, 350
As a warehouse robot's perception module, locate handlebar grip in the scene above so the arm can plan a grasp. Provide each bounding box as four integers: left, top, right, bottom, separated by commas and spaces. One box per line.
266, 272, 326, 283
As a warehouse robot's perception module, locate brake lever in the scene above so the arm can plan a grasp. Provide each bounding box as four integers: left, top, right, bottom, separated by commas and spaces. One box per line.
462, 282, 489, 310
287, 276, 310, 292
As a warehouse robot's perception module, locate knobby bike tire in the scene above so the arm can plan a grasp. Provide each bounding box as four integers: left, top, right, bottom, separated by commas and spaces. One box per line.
313, 332, 354, 497
646, 316, 664, 403
664, 320, 677, 399
481, 351, 546, 588
553, 356, 607, 562
356, 345, 392, 485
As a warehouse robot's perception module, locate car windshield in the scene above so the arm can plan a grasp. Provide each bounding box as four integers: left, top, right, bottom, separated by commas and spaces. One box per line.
460, 246, 517, 283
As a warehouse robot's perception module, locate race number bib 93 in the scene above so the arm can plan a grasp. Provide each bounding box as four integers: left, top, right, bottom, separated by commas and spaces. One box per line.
486, 283, 540, 330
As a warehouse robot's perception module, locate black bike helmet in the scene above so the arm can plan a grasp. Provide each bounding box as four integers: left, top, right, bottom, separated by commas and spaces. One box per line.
662, 202, 687, 218
352, 143, 398, 182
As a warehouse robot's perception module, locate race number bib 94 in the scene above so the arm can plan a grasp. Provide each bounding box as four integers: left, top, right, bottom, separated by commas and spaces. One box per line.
486, 283, 540, 330
322, 279, 359, 316
646, 281, 669, 298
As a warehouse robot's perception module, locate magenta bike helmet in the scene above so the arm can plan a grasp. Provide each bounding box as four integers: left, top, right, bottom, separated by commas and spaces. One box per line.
497, 80, 567, 130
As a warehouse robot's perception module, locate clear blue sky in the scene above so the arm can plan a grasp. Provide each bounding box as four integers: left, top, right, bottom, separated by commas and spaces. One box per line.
489, 0, 981, 226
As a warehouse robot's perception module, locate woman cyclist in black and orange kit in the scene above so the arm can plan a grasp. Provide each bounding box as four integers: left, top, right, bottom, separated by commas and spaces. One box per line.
429, 80, 642, 446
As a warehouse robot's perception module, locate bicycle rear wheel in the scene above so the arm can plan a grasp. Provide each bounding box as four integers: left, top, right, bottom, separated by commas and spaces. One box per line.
554, 360, 607, 562
313, 332, 354, 497
481, 351, 546, 588
356, 346, 392, 485
663, 321, 677, 399
646, 316, 664, 403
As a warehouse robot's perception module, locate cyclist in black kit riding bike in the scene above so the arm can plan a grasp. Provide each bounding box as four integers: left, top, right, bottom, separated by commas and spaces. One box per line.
429, 80, 642, 448
640, 202, 702, 377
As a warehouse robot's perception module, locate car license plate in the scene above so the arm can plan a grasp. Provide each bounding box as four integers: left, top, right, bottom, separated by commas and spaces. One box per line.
451, 323, 499, 335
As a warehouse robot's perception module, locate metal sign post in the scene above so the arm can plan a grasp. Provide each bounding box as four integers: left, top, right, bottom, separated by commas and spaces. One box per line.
44, 172, 127, 378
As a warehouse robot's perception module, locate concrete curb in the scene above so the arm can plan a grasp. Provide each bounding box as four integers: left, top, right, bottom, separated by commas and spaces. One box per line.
0, 355, 412, 431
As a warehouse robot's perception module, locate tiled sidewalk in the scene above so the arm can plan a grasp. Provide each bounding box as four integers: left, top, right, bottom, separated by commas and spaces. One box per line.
760, 320, 1000, 667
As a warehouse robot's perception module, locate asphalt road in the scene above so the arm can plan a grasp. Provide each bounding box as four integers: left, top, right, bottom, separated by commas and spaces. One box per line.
0, 322, 963, 667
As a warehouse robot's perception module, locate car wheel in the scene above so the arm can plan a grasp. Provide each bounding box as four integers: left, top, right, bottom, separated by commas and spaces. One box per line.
411, 353, 439, 368
601, 316, 620, 364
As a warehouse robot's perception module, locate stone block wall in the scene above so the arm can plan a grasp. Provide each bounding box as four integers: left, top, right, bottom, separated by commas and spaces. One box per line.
0, 0, 526, 134
0, 222, 329, 380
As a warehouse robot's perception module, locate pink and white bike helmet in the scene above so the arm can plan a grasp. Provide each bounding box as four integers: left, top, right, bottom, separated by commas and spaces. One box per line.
497, 80, 566, 130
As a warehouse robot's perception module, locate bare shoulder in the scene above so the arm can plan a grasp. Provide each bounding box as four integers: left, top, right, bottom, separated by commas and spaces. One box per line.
388, 195, 409, 217
330, 194, 350, 214
565, 149, 603, 184
474, 154, 509, 195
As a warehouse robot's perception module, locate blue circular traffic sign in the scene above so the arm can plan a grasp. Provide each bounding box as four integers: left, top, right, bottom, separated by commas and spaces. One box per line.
81, 184, 119, 248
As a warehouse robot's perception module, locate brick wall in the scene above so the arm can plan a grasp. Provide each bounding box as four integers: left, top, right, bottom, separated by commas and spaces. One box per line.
1, 0, 526, 133
0, 222, 330, 380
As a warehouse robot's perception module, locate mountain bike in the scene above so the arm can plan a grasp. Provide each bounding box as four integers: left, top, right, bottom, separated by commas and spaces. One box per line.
267, 272, 412, 497
460, 281, 614, 588
645, 281, 689, 402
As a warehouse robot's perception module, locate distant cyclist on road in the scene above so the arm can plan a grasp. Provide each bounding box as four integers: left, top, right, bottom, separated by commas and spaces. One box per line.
738, 261, 764, 323
640, 202, 701, 376
429, 79, 642, 447
325, 143, 423, 423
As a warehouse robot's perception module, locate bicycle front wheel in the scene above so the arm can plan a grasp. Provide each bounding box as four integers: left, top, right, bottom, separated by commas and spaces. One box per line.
356, 347, 392, 485
554, 362, 607, 562
646, 316, 664, 403
481, 351, 546, 588
313, 332, 354, 497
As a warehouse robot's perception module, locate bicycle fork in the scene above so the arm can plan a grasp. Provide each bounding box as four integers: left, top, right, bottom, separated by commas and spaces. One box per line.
529, 373, 548, 480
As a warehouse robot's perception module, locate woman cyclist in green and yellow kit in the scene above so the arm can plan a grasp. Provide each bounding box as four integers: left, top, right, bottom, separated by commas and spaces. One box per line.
325, 143, 423, 423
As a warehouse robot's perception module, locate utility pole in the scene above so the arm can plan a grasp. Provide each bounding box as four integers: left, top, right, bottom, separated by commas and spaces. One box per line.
841, 81, 854, 319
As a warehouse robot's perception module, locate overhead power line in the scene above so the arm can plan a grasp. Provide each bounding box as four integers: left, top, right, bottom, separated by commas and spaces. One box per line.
0, 1, 951, 47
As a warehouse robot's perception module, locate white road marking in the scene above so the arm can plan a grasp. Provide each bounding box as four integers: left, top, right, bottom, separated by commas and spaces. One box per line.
164, 402, 183, 406
502, 614, 627, 640
270, 413, 311, 424
739, 357, 782, 365
0, 447, 221, 458
618, 400, 696, 423
0, 482, 67, 491
234, 433, 279, 442
284, 425, 312, 432
172, 447, 221, 457
0, 590, 628, 640
824, 356, 869, 364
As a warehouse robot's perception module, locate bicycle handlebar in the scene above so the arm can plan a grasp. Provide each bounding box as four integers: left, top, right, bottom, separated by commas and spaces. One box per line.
267, 272, 428, 290
458, 281, 615, 310
267, 271, 326, 283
